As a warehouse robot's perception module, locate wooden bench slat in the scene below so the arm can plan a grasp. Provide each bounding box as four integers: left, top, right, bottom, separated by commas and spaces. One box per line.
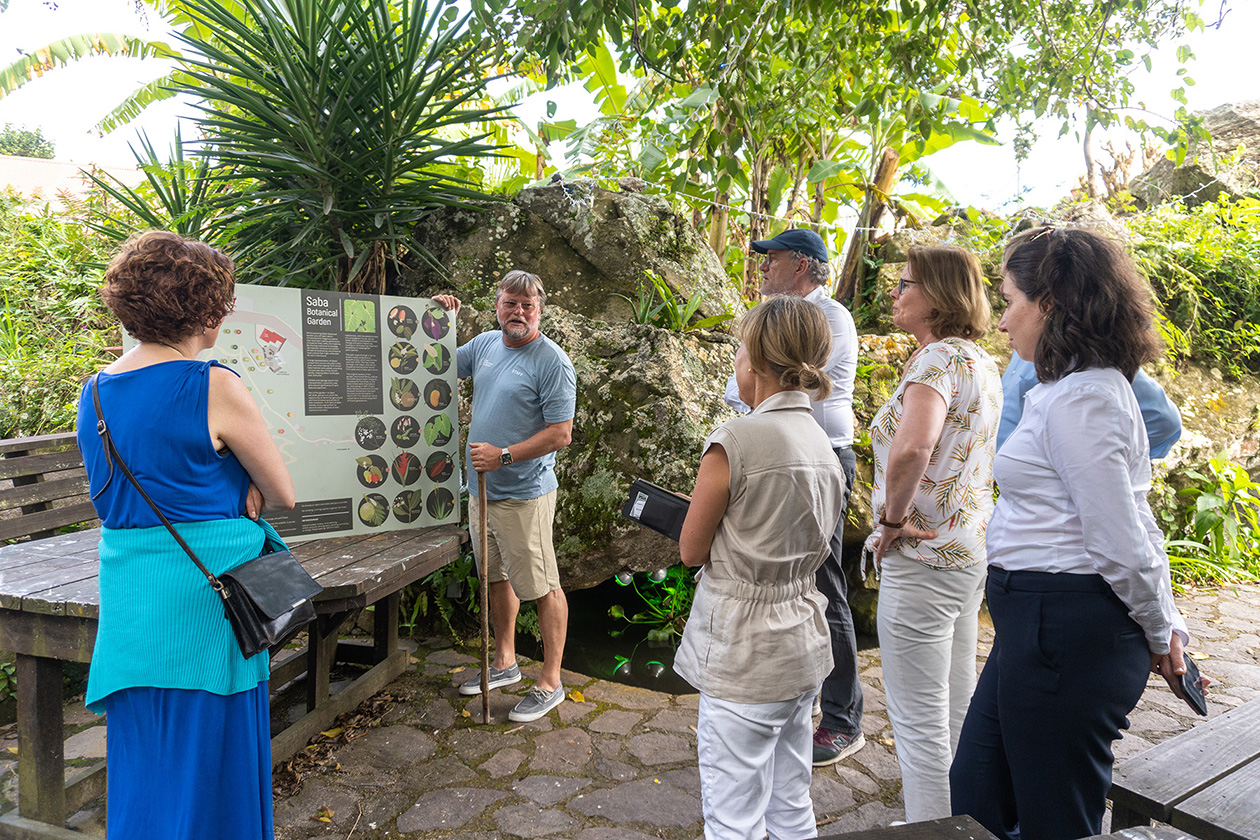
0, 503, 99, 543
0, 529, 100, 573
1172, 756, 1260, 840
1110, 699, 1260, 820
0, 555, 101, 610
0, 450, 89, 482
20, 575, 102, 618
0, 474, 90, 512
0, 433, 78, 456
313, 527, 463, 599
295, 530, 425, 581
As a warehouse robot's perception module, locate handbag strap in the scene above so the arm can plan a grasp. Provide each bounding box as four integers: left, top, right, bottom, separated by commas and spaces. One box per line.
90, 374, 228, 599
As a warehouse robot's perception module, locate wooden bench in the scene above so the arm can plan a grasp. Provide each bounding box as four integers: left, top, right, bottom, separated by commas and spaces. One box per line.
820, 815, 998, 840
0, 433, 465, 839
1109, 696, 1260, 840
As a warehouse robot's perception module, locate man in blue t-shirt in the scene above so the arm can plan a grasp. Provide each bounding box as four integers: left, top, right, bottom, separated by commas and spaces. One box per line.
434, 271, 577, 723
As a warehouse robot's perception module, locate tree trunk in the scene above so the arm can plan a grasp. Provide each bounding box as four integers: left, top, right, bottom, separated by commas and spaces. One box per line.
1082, 108, 1099, 200
836, 146, 899, 306
744, 154, 772, 300
708, 191, 730, 259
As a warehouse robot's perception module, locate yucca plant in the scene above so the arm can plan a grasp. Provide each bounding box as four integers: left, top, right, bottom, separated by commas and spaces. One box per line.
172, 0, 507, 291
81, 128, 223, 250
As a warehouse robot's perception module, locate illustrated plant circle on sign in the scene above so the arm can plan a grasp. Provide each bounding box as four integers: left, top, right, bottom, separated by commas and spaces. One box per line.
387, 305, 417, 340
423, 414, 453, 447
421, 305, 450, 340
388, 341, 419, 374
354, 417, 387, 451
421, 343, 451, 374
389, 377, 420, 411
425, 451, 454, 482
358, 493, 389, 527
355, 455, 389, 488
427, 487, 456, 519
424, 378, 452, 410
392, 489, 425, 523
391, 452, 422, 486
391, 415, 420, 448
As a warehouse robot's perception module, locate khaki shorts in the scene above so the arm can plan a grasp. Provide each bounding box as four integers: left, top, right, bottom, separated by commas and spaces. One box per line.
468, 490, 560, 602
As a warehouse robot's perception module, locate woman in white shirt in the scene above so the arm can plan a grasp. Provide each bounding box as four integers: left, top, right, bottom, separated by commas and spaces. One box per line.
676, 295, 847, 840
866, 246, 1002, 822
950, 226, 1198, 840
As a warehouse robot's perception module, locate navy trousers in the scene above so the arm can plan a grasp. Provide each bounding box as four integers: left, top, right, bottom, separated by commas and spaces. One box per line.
816, 445, 864, 737
950, 568, 1151, 840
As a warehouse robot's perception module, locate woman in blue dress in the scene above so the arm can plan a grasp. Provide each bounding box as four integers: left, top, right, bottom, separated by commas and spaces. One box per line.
77, 231, 295, 839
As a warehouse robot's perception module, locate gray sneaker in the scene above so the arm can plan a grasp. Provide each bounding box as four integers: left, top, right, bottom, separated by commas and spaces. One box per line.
508, 685, 565, 722
458, 662, 521, 695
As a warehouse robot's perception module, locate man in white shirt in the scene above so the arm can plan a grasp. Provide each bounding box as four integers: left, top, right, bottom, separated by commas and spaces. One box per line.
723, 228, 865, 765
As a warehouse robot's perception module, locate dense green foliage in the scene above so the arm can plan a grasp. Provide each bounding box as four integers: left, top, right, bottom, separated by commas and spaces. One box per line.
0, 123, 55, 159
0, 191, 114, 439
1129, 197, 1260, 377
1160, 455, 1260, 588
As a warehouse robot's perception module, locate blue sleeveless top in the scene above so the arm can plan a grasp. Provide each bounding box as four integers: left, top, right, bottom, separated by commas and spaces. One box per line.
77, 360, 250, 527
76, 360, 272, 709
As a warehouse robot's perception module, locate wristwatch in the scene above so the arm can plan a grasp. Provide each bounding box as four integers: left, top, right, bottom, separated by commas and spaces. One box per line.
878, 514, 906, 529
500, 448, 514, 466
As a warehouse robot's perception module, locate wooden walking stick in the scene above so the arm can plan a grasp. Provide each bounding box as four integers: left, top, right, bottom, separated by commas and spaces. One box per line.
478, 470, 491, 724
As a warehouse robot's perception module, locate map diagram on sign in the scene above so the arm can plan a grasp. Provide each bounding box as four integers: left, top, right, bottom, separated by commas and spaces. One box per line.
129, 285, 461, 541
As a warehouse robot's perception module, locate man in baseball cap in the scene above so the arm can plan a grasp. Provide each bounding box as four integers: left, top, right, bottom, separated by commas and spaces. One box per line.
726, 228, 866, 766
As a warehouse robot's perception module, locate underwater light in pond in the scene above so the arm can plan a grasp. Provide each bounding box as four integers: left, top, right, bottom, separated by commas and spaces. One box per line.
647, 661, 665, 678
648, 569, 667, 582
614, 571, 634, 586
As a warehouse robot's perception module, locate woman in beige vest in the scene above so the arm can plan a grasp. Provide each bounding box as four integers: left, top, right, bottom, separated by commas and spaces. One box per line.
674, 295, 847, 840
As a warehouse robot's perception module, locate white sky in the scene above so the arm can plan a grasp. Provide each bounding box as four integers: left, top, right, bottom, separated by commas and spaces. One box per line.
0, 0, 1256, 209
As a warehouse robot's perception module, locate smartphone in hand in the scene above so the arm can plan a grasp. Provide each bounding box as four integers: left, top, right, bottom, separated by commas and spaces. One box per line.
1180, 654, 1208, 717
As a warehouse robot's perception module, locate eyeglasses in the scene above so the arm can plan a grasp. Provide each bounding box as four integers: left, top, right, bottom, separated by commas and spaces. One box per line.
499, 299, 537, 313
896, 278, 917, 294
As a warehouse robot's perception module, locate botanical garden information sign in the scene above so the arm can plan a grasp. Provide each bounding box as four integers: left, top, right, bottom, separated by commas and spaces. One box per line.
131, 286, 461, 540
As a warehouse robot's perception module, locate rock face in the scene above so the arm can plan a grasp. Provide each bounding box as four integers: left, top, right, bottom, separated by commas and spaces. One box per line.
396, 181, 740, 326
442, 307, 739, 589
1129, 101, 1260, 209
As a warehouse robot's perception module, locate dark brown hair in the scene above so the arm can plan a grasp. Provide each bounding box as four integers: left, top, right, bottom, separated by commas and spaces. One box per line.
1002, 225, 1160, 382
738, 295, 833, 400
101, 231, 236, 344
905, 246, 991, 340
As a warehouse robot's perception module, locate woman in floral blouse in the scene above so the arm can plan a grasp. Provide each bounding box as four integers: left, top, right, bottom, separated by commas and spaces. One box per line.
865, 246, 1002, 822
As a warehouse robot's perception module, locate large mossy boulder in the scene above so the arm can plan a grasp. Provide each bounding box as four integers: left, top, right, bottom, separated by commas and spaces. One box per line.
396, 181, 740, 325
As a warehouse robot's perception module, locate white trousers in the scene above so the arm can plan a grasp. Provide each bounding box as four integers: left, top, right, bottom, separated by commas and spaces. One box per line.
876, 554, 986, 822
697, 691, 817, 840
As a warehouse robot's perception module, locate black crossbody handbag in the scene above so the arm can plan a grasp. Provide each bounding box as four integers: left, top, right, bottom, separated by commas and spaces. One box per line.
91, 374, 321, 659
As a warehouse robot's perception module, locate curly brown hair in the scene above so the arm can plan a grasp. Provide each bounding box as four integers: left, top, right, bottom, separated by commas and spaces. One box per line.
905, 246, 991, 340
1002, 225, 1160, 382
101, 231, 236, 344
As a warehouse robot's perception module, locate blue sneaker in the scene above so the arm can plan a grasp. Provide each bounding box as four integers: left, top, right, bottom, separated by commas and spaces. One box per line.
458, 662, 521, 695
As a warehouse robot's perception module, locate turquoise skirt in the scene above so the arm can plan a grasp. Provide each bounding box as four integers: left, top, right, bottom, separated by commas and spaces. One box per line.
103, 681, 272, 839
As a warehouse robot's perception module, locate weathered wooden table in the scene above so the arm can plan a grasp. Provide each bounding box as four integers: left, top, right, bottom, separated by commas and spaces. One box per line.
1110, 696, 1260, 840
820, 815, 997, 840
0, 524, 464, 839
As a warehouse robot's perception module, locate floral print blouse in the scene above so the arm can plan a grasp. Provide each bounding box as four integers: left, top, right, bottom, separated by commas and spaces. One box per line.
868, 337, 1003, 570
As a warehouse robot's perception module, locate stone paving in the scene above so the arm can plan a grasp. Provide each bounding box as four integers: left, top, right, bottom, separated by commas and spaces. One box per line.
0, 583, 1257, 838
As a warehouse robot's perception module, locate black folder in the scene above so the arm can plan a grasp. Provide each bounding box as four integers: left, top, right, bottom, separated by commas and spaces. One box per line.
621, 478, 690, 542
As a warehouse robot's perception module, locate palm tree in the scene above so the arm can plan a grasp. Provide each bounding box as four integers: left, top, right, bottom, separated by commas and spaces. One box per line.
173, 0, 505, 292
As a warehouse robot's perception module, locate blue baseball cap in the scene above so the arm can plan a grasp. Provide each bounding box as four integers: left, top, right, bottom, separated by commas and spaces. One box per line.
751, 229, 828, 263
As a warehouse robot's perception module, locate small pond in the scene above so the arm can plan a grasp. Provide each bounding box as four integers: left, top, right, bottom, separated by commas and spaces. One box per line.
517, 568, 879, 695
